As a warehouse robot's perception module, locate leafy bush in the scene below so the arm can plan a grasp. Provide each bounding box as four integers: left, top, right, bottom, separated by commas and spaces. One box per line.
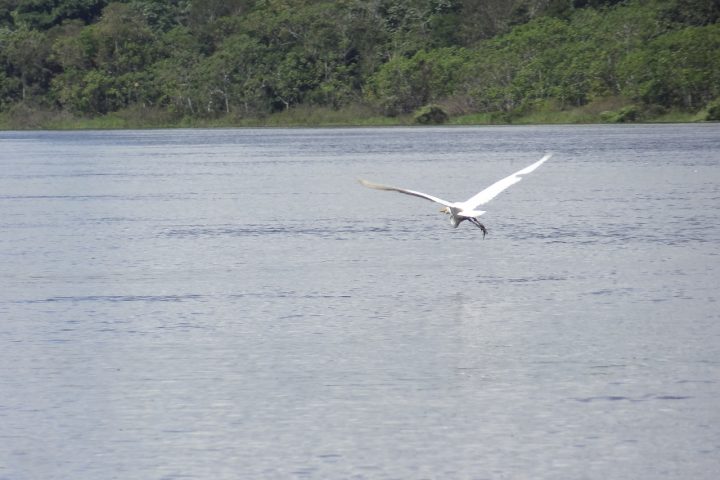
413, 105, 448, 124
707, 99, 720, 121
600, 105, 641, 123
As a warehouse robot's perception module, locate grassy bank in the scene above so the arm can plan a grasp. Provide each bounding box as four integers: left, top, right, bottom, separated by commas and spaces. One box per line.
0, 103, 408, 130
0, 99, 715, 130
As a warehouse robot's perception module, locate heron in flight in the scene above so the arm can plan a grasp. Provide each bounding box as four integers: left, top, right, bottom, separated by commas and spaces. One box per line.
359, 154, 552, 238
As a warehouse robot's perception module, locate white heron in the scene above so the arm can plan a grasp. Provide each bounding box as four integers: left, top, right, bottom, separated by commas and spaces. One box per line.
359, 153, 552, 238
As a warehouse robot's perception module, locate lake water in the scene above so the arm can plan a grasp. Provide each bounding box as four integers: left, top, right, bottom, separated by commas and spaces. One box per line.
1, 125, 719, 479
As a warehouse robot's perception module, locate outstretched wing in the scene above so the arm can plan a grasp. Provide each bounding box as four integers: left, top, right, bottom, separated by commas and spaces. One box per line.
359, 179, 454, 208
459, 153, 552, 209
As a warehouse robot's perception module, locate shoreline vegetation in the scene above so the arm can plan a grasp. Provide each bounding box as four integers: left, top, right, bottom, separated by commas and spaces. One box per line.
0, 99, 712, 130
1, 0, 719, 130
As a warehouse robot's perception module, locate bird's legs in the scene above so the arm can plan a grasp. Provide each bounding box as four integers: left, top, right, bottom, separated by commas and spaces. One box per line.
468, 217, 487, 238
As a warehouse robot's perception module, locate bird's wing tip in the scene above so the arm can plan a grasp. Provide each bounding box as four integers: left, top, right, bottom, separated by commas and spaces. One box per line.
358, 179, 383, 190
359, 178, 392, 191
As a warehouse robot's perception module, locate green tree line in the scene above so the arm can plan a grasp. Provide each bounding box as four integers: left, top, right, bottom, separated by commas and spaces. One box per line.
1, 0, 719, 127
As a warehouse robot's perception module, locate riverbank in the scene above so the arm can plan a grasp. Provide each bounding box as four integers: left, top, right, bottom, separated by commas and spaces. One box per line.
0, 99, 713, 130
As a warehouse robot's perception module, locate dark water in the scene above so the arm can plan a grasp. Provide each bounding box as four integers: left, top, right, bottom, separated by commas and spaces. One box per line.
1, 125, 719, 479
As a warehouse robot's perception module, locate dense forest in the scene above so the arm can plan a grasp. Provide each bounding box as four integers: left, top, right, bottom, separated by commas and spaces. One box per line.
0, 0, 719, 128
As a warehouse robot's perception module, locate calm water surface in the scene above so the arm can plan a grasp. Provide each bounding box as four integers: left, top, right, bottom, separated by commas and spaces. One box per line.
1, 125, 719, 479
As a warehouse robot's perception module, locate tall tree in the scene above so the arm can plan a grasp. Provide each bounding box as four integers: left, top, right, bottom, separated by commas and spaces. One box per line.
3, 27, 52, 100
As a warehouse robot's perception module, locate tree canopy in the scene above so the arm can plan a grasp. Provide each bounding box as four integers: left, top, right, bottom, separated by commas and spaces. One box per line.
1, 0, 718, 126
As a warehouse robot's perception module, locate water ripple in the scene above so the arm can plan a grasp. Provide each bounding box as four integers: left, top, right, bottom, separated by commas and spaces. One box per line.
19, 294, 204, 304
574, 394, 693, 403
162, 223, 394, 239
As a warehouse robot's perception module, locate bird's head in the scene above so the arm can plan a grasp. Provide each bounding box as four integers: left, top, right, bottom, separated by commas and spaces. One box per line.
440, 207, 450, 214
